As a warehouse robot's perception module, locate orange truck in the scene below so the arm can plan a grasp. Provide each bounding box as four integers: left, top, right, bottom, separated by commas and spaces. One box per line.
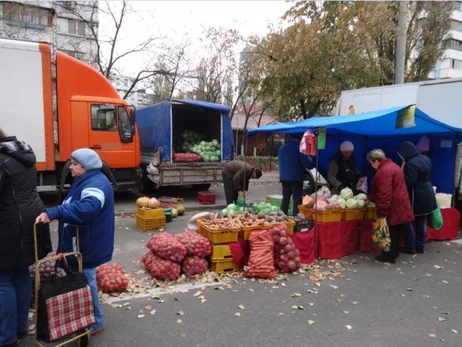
0, 38, 140, 196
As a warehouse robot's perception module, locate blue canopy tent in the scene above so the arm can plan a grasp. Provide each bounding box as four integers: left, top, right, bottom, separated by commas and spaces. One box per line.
247, 106, 462, 194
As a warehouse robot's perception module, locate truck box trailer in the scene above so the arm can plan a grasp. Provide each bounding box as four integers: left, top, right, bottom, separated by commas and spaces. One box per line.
136, 99, 234, 191
0, 38, 140, 196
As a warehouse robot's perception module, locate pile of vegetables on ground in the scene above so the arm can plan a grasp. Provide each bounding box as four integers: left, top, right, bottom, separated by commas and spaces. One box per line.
174, 130, 221, 162
136, 196, 185, 219
141, 231, 212, 280
302, 187, 375, 210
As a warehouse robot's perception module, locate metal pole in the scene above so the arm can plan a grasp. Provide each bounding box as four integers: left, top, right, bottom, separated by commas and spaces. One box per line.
395, 0, 408, 84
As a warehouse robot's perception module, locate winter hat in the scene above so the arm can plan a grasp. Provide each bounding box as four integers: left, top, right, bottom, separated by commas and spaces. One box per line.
71, 148, 102, 171
340, 141, 354, 152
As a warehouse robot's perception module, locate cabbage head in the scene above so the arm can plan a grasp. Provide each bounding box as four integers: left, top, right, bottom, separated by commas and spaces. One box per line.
340, 187, 354, 200
355, 193, 367, 201
357, 199, 366, 208
346, 198, 359, 209
337, 197, 346, 209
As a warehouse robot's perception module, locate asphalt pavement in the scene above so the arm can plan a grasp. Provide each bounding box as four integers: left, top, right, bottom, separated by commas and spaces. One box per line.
27, 178, 462, 347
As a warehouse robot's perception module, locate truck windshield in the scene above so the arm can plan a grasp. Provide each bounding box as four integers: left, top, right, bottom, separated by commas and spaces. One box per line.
118, 106, 133, 143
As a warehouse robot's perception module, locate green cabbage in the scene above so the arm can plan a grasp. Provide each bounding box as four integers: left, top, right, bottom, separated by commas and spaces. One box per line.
346, 198, 359, 209
355, 193, 367, 201
340, 187, 354, 200
357, 199, 366, 208
337, 197, 346, 209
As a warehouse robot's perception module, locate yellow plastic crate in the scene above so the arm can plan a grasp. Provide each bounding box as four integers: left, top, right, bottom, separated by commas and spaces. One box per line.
298, 205, 314, 219
210, 245, 233, 260
209, 258, 239, 273
136, 207, 165, 219
136, 214, 166, 232
196, 219, 240, 244
309, 209, 343, 223
365, 207, 376, 219
342, 208, 366, 221
286, 219, 296, 235
241, 225, 270, 241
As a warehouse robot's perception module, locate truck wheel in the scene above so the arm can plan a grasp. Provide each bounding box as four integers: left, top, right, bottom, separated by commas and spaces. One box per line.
192, 184, 211, 191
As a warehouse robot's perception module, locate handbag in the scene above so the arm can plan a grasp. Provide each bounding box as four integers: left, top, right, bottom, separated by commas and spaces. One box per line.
36, 256, 96, 342
371, 217, 391, 252
427, 202, 443, 230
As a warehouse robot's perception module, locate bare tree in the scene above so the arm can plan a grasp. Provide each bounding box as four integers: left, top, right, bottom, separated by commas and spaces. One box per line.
57, 0, 170, 99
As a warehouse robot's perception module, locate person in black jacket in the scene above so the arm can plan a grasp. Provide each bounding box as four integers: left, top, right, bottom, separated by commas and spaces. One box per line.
398, 141, 437, 254
328, 141, 364, 194
0, 128, 52, 346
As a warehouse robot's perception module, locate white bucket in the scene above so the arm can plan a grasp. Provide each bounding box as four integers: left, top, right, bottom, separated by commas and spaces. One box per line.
436, 193, 452, 209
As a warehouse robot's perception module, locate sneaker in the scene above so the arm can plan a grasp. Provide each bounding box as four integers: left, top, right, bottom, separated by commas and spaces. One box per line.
375, 255, 396, 264
90, 326, 105, 336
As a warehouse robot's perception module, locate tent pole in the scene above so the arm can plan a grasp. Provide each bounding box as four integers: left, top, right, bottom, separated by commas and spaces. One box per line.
314, 132, 319, 260
243, 134, 248, 208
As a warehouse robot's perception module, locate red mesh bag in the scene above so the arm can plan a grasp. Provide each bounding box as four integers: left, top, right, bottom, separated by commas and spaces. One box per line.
141, 251, 181, 281
146, 232, 187, 262
243, 229, 276, 279
181, 256, 208, 276
173, 153, 201, 162
177, 230, 212, 258
96, 263, 129, 293
270, 224, 301, 273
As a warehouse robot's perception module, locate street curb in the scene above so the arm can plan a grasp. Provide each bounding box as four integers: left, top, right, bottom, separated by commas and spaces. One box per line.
115, 203, 228, 216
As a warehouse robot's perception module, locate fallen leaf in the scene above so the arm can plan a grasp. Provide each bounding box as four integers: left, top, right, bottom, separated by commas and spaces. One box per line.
150, 310, 156, 315
177, 319, 182, 324
442, 280, 449, 284
177, 310, 184, 316
158, 300, 165, 303
315, 282, 321, 287
249, 288, 254, 292
309, 274, 320, 281
126, 307, 132, 310
234, 312, 241, 316
330, 285, 338, 289
438, 317, 447, 322
345, 325, 352, 330
281, 283, 286, 287
194, 291, 202, 297
352, 301, 358, 305
278, 312, 284, 316
423, 295, 430, 298
309, 303, 314, 306
291, 305, 298, 309
400, 294, 406, 297
28, 324, 35, 330
308, 320, 315, 325
238, 304, 245, 310
138, 314, 145, 318
406, 288, 413, 292
200, 298, 207, 303
291, 293, 302, 298
344, 311, 349, 314
451, 329, 458, 334
434, 265, 443, 270
429, 333, 436, 338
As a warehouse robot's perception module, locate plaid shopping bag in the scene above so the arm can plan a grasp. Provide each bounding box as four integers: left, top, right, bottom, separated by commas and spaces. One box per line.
37, 259, 95, 342
371, 217, 391, 252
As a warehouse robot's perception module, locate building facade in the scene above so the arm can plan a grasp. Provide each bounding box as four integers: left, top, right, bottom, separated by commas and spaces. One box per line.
110, 74, 154, 107
430, 1, 462, 79
0, 1, 98, 66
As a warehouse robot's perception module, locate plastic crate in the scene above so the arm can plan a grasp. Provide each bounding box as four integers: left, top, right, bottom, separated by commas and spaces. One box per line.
365, 207, 376, 219
342, 208, 366, 221
309, 209, 343, 223
196, 219, 240, 244
285, 219, 296, 235
137, 207, 165, 219
294, 219, 314, 232
136, 214, 166, 232
209, 258, 239, 273
241, 225, 270, 241
210, 245, 233, 260
298, 205, 314, 219
198, 191, 216, 205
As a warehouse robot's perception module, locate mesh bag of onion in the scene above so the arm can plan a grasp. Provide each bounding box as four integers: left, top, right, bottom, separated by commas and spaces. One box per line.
270, 224, 301, 273
141, 251, 181, 281
177, 230, 212, 258
96, 263, 130, 293
146, 232, 187, 263
181, 256, 208, 276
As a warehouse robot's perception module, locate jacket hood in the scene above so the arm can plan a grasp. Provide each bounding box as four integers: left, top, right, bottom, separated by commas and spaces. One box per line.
397, 141, 419, 161
0, 136, 36, 167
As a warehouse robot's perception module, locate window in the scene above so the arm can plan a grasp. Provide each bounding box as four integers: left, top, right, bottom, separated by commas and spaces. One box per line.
456, 2, 462, 11
452, 20, 462, 32
451, 59, 462, 71
448, 39, 462, 51
1, 2, 52, 26
118, 106, 133, 142
91, 105, 117, 132
67, 19, 86, 36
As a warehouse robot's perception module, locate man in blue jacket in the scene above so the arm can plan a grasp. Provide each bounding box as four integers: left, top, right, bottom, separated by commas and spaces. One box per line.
278, 135, 314, 215
36, 148, 114, 336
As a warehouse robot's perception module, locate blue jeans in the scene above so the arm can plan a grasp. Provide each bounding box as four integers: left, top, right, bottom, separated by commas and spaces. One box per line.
404, 215, 427, 251
83, 268, 104, 330
0, 268, 31, 345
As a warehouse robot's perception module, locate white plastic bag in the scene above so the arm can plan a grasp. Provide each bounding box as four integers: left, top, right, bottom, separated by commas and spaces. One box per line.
356, 177, 368, 194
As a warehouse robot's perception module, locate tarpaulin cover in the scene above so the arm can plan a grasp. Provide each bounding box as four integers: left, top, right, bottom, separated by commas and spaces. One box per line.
291, 231, 315, 264
317, 220, 359, 259
136, 99, 233, 162
247, 106, 462, 194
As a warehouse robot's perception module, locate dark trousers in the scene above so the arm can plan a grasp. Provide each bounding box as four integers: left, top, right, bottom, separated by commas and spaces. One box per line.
222, 173, 238, 205
281, 181, 303, 216
382, 224, 404, 260
404, 215, 427, 252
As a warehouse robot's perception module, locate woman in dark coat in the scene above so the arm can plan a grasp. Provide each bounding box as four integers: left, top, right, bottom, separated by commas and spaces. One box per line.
398, 141, 437, 254
367, 149, 414, 264
0, 129, 52, 346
